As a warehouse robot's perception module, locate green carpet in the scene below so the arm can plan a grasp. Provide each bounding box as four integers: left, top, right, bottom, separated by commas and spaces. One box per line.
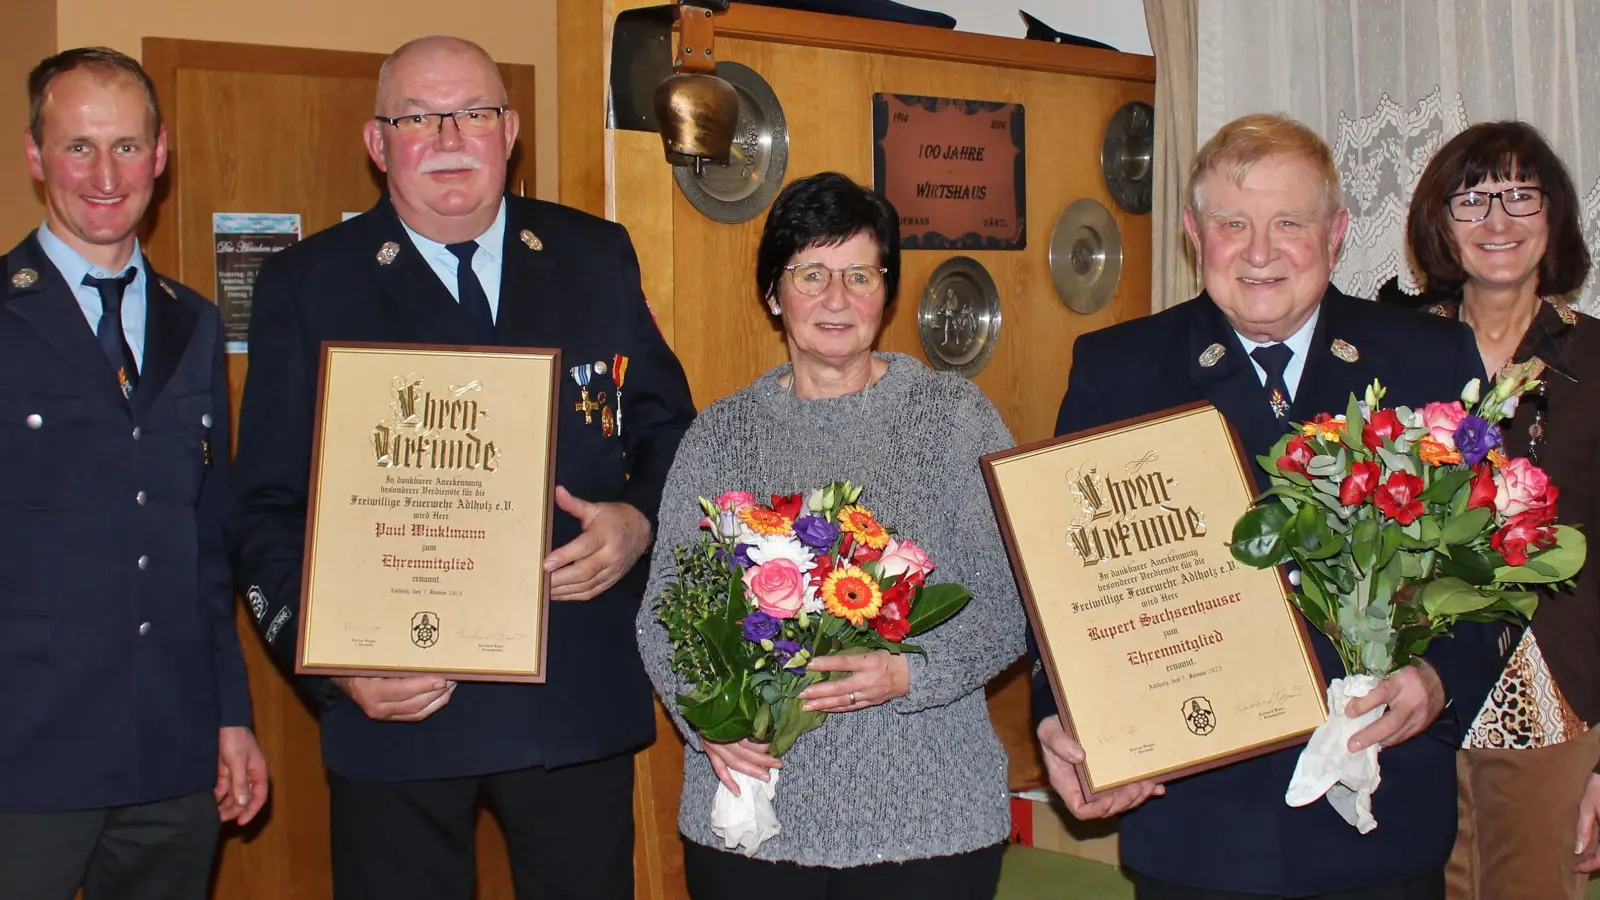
995, 844, 1600, 899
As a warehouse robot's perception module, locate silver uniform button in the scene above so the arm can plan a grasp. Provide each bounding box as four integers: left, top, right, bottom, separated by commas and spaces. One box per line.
132, 426, 141, 440
25, 414, 41, 429
136, 490, 146, 506
137, 555, 149, 570
138, 621, 151, 636
201, 413, 213, 428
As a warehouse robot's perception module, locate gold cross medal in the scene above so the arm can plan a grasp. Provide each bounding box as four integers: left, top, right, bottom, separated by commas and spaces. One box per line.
570, 363, 608, 428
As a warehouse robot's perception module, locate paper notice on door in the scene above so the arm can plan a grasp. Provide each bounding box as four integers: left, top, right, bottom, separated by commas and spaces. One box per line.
214, 213, 301, 354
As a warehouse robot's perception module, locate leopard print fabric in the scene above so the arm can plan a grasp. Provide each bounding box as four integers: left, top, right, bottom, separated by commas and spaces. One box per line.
1465, 629, 1587, 749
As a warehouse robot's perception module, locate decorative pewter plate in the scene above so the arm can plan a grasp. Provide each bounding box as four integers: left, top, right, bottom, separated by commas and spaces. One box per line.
672, 62, 789, 224
1100, 101, 1154, 215
1049, 199, 1123, 315
917, 256, 1002, 378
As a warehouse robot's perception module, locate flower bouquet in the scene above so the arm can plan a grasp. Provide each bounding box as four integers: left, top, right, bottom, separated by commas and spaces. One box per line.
1228, 365, 1585, 832
652, 482, 972, 853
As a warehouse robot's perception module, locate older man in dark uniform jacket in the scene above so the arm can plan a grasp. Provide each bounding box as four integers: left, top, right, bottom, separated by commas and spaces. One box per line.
228, 35, 696, 900
0, 48, 265, 900
1032, 115, 1505, 898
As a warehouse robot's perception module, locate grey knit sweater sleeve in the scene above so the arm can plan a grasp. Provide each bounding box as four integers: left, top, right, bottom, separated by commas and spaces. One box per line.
890, 388, 1026, 714
633, 353, 1027, 867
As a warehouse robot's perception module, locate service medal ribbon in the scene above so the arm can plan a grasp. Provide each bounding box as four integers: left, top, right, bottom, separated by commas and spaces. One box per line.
611, 354, 629, 437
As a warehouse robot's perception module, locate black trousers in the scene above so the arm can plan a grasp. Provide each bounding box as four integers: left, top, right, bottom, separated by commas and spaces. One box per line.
0, 790, 218, 900
328, 752, 635, 900
1136, 869, 1445, 900
682, 838, 1007, 900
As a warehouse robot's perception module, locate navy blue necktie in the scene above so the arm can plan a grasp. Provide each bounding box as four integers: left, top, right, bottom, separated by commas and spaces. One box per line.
83, 271, 139, 397
445, 242, 495, 344
1251, 343, 1294, 421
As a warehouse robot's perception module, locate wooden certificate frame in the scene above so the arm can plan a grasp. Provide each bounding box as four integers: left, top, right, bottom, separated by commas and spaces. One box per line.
296, 342, 560, 683
982, 403, 1327, 796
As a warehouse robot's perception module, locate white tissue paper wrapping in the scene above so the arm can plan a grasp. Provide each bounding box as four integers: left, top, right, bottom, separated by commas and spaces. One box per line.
710, 768, 781, 855
1285, 674, 1385, 834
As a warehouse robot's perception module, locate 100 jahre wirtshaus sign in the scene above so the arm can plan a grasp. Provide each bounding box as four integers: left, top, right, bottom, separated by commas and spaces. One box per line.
872, 93, 1026, 250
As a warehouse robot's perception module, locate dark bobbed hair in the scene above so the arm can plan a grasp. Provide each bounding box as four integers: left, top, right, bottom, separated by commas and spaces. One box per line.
755, 172, 901, 308
1407, 121, 1590, 299
28, 47, 162, 139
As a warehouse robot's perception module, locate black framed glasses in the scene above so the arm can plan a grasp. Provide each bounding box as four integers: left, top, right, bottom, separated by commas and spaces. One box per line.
783, 263, 887, 297
1446, 186, 1545, 222
374, 107, 506, 139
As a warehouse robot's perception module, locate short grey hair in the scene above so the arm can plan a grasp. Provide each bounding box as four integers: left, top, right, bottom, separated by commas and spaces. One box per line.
374, 35, 505, 115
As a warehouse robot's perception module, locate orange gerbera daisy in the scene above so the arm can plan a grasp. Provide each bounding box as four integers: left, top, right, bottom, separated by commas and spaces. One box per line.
739, 506, 793, 536
1417, 436, 1463, 467
822, 566, 883, 625
838, 505, 890, 550
1300, 414, 1346, 442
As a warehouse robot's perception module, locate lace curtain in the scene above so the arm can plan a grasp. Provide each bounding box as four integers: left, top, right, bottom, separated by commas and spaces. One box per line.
1196, 0, 1600, 315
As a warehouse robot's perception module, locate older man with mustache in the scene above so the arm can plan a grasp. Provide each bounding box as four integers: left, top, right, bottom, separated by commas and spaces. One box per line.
229, 35, 696, 900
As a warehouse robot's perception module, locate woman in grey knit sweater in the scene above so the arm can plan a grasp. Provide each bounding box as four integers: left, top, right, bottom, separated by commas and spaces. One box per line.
635, 172, 1026, 898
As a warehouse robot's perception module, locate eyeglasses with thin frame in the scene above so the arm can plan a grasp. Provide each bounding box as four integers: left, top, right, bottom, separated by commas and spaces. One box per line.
1446, 186, 1545, 222
783, 263, 887, 297
374, 107, 507, 139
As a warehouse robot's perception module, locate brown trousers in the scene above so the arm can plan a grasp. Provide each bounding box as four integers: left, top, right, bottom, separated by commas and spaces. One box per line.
1447, 727, 1600, 900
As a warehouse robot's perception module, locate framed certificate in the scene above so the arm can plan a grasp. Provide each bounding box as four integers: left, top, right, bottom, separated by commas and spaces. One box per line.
982, 403, 1327, 796
296, 342, 559, 682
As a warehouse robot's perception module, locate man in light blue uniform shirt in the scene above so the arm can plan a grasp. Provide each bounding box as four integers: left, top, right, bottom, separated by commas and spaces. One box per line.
0, 46, 266, 900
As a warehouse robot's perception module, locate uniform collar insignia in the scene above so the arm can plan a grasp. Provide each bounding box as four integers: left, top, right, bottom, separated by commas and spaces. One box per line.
377, 241, 401, 265
1198, 343, 1226, 368
1331, 338, 1360, 362
10, 268, 38, 289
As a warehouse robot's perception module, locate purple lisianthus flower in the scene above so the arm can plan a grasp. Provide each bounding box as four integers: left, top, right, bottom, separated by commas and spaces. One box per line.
793, 515, 839, 550
1454, 415, 1502, 466
742, 610, 781, 642
771, 639, 806, 670
713, 546, 732, 567
732, 544, 754, 568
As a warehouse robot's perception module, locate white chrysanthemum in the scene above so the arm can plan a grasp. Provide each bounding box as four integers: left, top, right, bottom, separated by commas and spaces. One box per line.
744, 532, 810, 567
800, 584, 823, 614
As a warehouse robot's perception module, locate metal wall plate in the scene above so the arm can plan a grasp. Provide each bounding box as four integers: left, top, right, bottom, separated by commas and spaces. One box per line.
672, 62, 789, 224
1049, 199, 1123, 315
917, 256, 1002, 378
1101, 101, 1153, 214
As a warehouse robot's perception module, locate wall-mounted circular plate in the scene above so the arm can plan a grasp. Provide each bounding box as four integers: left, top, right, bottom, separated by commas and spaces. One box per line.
917, 256, 1002, 378
1049, 198, 1124, 315
1101, 100, 1154, 214
672, 61, 789, 224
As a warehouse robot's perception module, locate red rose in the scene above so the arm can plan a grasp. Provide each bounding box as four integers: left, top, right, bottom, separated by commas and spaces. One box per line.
1373, 471, 1426, 525
1467, 463, 1498, 510
770, 493, 804, 520
853, 543, 884, 563
1277, 435, 1316, 476
1362, 409, 1405, 452
808, 554, 835, 586
872, 581, 914, 642
1340, 461, 1381, 506
1490, 506, 1560, 567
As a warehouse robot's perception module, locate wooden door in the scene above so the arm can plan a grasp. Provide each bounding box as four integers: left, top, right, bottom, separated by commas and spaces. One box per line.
140, 37, 536, 900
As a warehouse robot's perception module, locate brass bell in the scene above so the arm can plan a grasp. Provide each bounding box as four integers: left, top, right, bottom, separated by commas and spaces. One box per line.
653, 3, 738, 167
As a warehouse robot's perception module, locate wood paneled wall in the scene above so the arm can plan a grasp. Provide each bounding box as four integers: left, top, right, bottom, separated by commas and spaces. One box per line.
560, 6, 1155, 899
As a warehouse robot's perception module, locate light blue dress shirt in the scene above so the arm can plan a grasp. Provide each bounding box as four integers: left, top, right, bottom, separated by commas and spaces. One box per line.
36, 221, 147, 370
398, 199, 507, 323
1233, 306, 1321, 401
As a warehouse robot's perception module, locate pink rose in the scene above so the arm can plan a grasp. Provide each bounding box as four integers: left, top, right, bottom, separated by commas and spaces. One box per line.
716, 491, 759, 513
743, 559, 805, 619
1493, 457, 1554, 517
878, 537, 935, 581
1420, 401, 1468, 449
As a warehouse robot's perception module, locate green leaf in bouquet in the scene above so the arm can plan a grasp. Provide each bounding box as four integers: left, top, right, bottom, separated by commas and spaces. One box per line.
1417, 469, 1474, 505
1438, 545, 1498, 586
1494, 526, 1587, 583
679, 675, 742, 730
1375, 445, 1417, 477
1351, 517, 1380, 574
751, 701, 774, 742
1341, 394, 1367, 453
697, 710, 756, 743
915, 576, 972, 634
1377, 521, 1406, 570
1306, 450, 1347, 479
1230, 503, 1293, 568
1294, 570, 1333, 628
1309, 555, 1358, 596
1438, 506, 1493, 546
1489, 590, 1540, 619
1418, 577, 1499, 617
768, 699, 829, 758
1289, 502, 1341, 561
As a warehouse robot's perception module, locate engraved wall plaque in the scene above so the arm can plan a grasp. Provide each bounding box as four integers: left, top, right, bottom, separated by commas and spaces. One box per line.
917, 256, 1001, 378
